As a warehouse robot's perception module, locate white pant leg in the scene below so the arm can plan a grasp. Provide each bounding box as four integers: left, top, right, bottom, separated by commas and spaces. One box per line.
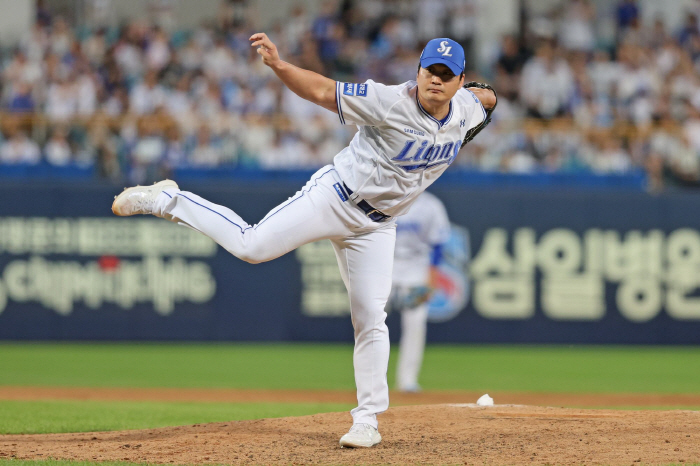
331, 225, 396, 429
154, 166, 364, 263
152, 165, 394, 429
396, 301, 429, 391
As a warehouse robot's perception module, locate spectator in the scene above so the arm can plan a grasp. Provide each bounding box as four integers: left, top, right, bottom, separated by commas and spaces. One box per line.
0, 128, 41, 164
558, 0, 596, 52
102, 87, 129, 117
7, 81, 35, 113
129, 116, 166, 183
588, 49, 621, 97
589, 136, 632, 174
2, 49, 42, 88
166, 74, 194, 117
202, 35, 236, 81
495, 35, 528, 101
195, 79, 225, 121
659, 132, 700, 188
683, 103, 700, 154
132, 118, 166, 166
501, 149, 538, 173
44, 126, 73, 165
82, 27, 107, 66
416, 0, 447, 42
163, 126, 187, 169
178, 37, 204, 71
678, 12, 700, 48
257, 127, 310, 169
282, 4, 310, 53
311, 0, 342, 63
520, 41, 574, 118
129, 70, 167, 115
616, 0, 639, 35
189, 125, 222, 167
447, 0, 477, 65
21, 22, 49, 62
75, 68, 98, 116
145, 27, 171, 72
113, 25, 144, 80
49, 16, 74, 57
92, 122, 122, 181
45, 73, 77, 122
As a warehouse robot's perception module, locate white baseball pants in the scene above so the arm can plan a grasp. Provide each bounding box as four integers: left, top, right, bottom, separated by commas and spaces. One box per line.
153, 165, 395, 429
396, 302, 429, 391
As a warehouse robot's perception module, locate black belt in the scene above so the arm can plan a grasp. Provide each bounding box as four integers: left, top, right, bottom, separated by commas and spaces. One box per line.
343, 183, 391, 222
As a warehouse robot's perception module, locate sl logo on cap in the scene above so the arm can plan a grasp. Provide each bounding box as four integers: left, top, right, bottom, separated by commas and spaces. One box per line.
437, 40, 452, 57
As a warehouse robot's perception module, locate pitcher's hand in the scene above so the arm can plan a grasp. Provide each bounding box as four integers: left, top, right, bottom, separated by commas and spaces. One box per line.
250, 33, 280, 68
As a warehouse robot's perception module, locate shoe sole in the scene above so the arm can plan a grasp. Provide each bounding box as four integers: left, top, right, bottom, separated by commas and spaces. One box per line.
112, 180, 179, 216
339, 435, 382, 448
339, 440, 381, 448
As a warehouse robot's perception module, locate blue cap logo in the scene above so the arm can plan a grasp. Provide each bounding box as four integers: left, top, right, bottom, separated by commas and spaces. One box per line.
420, 38, 465, 76
437, 40, 453, 56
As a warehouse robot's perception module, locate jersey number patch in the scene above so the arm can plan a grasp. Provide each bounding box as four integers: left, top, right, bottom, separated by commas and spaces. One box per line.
342, 83, 367, 97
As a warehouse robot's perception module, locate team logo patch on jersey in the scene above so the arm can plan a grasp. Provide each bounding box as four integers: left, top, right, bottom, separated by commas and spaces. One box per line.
333, 183, 348, 202
357, 83, 367, 97
343, 83, 355, 96
460, 119, 466, 127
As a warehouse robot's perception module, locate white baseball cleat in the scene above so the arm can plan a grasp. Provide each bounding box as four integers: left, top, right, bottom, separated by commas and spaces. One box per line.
112, 179, 179, 216
397, 383, 422, 393
339, 423, 382, 448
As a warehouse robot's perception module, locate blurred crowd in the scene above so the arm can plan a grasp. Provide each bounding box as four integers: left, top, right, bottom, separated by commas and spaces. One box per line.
466, 0, 700, 191
2, 0, 700, 190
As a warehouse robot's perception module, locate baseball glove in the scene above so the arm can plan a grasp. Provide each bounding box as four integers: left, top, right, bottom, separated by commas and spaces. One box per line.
393, 285, 433, 310
462, 81, 497, 145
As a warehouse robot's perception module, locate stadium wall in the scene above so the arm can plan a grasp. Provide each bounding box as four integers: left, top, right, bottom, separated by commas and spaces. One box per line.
0, 177, 699, 344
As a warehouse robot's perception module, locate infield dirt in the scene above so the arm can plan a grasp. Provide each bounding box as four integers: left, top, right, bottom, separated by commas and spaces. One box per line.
1, 388, 699, 465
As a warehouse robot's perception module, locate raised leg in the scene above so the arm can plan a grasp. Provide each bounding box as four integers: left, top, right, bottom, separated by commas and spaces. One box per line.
154, 167, 360, 263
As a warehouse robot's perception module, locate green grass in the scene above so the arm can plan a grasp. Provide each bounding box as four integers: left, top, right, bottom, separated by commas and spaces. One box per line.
1, 342, 699, 394
420, 345, 700, 393
0, 399, 353, 434
0, 343, 355, 390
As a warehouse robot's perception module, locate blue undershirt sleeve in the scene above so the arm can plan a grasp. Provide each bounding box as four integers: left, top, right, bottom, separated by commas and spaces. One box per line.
430, 244, 443, 266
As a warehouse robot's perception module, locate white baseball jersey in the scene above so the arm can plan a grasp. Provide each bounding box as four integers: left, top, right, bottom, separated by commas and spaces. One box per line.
334, 80, 486, 217
392, 191, 451, 286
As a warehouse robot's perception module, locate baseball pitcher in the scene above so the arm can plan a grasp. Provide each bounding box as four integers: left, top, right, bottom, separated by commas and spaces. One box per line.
112, 33, 496, 448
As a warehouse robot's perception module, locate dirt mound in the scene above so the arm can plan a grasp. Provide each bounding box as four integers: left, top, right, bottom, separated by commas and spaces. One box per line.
1, 404, 698, 465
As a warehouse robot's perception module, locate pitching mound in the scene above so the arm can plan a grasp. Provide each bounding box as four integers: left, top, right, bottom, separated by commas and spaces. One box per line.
1, 404, 699, 465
